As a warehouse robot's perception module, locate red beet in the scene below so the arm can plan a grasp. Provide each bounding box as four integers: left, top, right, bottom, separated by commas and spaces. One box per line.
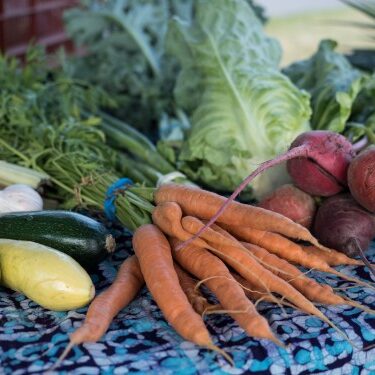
348, 146, 375, 212
287, 131, 355, 196
258, 184, 316, 229
179, 130, 356, 250
313, 194, 375, 277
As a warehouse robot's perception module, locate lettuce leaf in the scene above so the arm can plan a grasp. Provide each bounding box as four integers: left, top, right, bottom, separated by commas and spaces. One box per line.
284, 40, 365, 133
167, 0, 311, 198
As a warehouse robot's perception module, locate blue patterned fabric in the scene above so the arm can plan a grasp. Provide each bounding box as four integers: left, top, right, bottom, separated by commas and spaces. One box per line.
0, 229, 374, 374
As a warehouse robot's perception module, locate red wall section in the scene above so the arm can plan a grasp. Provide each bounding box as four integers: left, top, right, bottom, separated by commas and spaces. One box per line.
0, 0, 77, 57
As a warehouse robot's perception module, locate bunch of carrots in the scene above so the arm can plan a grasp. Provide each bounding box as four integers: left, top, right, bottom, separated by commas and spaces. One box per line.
53, 184, 374, 369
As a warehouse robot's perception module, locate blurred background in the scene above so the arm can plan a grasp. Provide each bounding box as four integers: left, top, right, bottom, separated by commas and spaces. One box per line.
260, 0, 373, 66
0, 0, 371, 65
0, 0, 374, 206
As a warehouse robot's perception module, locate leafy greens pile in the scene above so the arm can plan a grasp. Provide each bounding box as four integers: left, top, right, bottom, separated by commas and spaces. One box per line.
68, 0, 373, 199
284, 40, 364, 133
4, 0, 375, 210
284, 40, 375, 144
164, 0, 311, 198
0, 48, 155, 231
63, 0, 267, 136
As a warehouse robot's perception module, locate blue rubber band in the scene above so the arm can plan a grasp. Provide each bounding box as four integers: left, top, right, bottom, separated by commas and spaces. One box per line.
104, 178, 133, 222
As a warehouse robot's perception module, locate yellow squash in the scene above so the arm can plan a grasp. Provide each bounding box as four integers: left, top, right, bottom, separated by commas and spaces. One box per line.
0, 239, 95, 311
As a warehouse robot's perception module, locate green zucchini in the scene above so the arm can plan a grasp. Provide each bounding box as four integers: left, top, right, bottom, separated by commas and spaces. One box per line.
0, 210, 115, 269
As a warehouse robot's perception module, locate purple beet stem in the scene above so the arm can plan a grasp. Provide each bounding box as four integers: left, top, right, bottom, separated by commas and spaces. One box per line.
176, 145, 309, 251
352, 137, 368, 153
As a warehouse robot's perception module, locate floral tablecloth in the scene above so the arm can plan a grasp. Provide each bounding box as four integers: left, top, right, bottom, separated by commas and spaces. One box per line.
0, 229, 374, 375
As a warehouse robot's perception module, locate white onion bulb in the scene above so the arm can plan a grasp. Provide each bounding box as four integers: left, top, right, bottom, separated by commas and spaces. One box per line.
0, 184, 43, 213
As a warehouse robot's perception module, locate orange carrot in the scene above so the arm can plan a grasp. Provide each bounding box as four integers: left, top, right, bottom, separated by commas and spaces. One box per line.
52, 255, 144, 370
240, 242, 375, 314
240, 242, 344, 305
211, 224, 343, 305
301, 245, 363, 266
170, 238, 281, 345
223, 225, 374, 288
215, 223, 375, 306
231, 273, 275, 304
174, 262, 217, 315
154, 184, 324, 250
132, 224, 213, 347
152, 202, 210, 249
223, 224, 318, 264
181, 216, 337, 320
182, 216, 295, 277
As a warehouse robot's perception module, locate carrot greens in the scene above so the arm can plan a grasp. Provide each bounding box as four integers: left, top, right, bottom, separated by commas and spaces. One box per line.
0, 47, 155, 231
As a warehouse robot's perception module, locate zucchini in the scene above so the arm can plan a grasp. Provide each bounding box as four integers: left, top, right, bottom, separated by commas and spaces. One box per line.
0, 239, 94, 310
0, 210, 115, 269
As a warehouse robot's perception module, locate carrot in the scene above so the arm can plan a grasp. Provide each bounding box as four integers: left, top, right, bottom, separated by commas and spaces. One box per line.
231, 273, 276, 304
132, 224, 214, 348
180, 216, 344, 322
181, 216, 288, 278
51, 255, 144, 370
232, 270, 375, 316
152, 201, 210, 249
182, 216, 296, 278
240, 242, 348, 305
217, 226, 351, 306
223, 225, 375, 289
174, 262, 217, 315
154, 184, 326, 250
170, 238, 281, 346
211, 224, 344, 306
184, 219, 360, 343
222, 224, 327, 268
301, 245, 363, 266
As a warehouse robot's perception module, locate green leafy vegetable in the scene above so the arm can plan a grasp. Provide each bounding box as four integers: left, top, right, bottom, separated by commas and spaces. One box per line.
284, 40, 365, 133
64, 0, 195, 135
166, 0, 311, 198
63, 0, 267, 135
0, 47, 154, 231
352, 73, 375, 122
345, 73, 375, 143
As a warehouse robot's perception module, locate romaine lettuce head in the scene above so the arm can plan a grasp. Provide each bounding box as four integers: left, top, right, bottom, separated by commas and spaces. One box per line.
167, 0, 311, 199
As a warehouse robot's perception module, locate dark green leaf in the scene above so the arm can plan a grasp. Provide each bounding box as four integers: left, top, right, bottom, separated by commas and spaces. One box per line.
284, 40, 365, 132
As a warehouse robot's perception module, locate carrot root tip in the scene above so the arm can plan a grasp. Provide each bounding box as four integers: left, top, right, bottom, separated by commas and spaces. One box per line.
329, 269, 375, 291
206, 343, 234, 367
314, 242, 332, 253
270, 336, 287, 350
46, 341, 75, 373
340, 296, 375, 315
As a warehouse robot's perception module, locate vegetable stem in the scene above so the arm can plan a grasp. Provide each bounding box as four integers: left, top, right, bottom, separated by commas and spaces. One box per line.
102, 121, 174, 175
0, 161, 49, 188
98, 111, 156, 150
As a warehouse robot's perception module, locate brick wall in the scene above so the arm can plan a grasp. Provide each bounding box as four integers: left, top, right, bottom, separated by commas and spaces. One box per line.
0, 0, 77, 57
